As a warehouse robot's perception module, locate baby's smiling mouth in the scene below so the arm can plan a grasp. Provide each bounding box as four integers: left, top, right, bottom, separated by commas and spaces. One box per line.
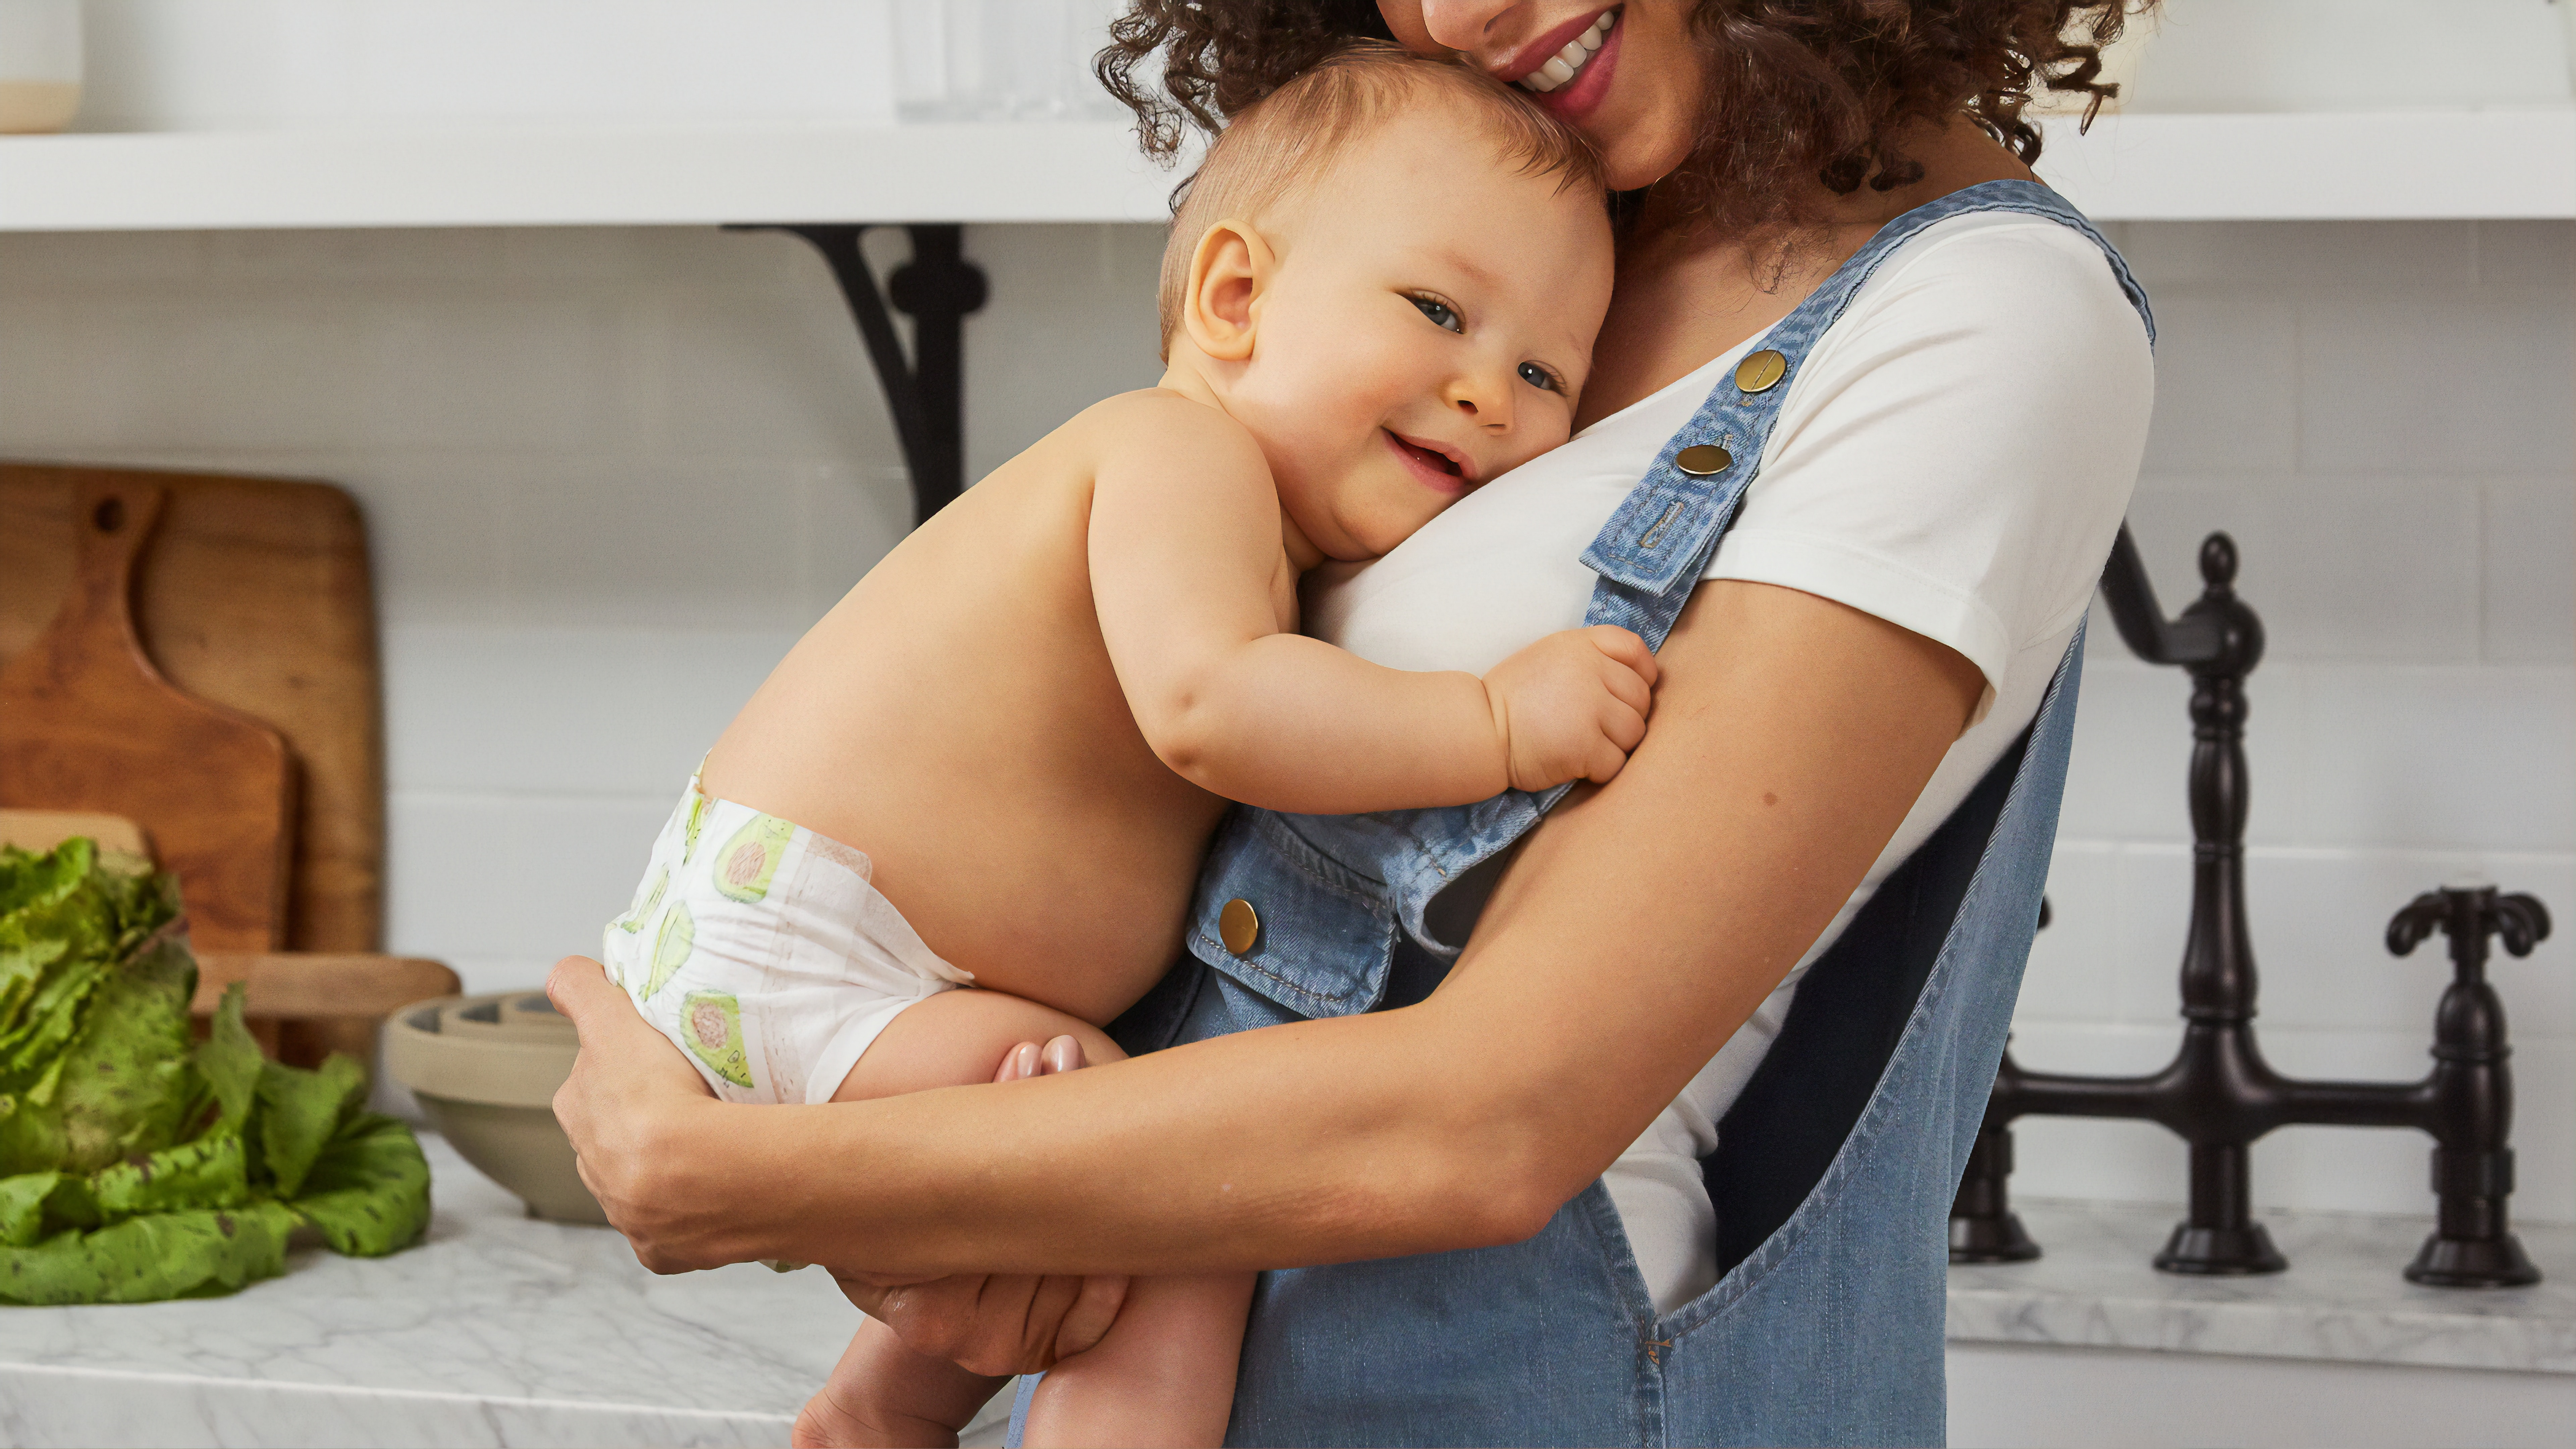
1384, 429, 1474, 489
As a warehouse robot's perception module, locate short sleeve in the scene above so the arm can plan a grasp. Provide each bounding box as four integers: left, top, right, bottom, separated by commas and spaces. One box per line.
1704, 216, 2155, 720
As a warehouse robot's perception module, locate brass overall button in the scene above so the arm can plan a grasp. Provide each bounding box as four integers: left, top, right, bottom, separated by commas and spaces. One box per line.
1674, 444, 1732, 477
1736, 348, 1788, 394
1219, 898, 1260, 956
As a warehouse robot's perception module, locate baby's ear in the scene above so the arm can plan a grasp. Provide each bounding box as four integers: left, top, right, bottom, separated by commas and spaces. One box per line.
1181, 218, 1273, 363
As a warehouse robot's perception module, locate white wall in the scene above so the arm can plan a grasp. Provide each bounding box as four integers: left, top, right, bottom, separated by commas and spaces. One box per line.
0, 218, 2566, 1223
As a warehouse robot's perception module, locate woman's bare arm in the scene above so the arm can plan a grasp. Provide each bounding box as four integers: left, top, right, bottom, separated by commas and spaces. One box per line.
549, 578, 1983, 1279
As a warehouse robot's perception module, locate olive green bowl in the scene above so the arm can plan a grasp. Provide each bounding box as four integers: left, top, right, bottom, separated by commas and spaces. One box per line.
383, 992, 607, 1225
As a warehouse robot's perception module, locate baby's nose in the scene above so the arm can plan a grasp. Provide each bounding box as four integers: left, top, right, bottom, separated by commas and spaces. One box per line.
1446, 375, 1511, 429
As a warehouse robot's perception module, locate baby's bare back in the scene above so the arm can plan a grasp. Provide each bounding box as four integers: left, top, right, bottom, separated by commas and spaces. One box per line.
699, 400, 1264, 1026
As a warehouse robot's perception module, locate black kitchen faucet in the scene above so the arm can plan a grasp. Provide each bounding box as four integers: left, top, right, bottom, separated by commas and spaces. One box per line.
1950, 527, 2551, 1288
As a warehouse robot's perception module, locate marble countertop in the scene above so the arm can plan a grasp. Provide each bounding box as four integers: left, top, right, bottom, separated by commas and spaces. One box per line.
3, 1139, 2569, 1448
1947, 1198, 2576, 1374
0, 1134, 1010, 1449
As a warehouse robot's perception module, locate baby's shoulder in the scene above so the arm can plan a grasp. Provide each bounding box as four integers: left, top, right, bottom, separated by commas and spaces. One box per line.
1071, 389, 1269, 475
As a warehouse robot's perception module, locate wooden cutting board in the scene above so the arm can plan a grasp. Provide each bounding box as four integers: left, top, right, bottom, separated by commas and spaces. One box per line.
0, 480, 295, 952
0, 463, 384, 954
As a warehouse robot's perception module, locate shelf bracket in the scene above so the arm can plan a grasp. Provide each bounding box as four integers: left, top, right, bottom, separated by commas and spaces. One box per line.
730, 223, 990, 527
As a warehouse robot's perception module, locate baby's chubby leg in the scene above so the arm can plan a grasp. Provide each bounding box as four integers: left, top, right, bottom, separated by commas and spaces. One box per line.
801, 991, 1249, 1447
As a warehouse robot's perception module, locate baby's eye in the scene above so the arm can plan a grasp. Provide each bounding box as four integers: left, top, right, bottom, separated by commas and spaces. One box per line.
1409, 294, 1462, 332
1518, 361, 1564, 394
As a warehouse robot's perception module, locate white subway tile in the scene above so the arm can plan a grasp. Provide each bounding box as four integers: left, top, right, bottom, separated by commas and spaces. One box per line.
2260, 478, 2481, 662
496, 460, 818, 629
0, 297, 86, 452
2472, 221, 2576, 289
0, 230, 211, 285
2135, 292, 2299, 474
2020, 843, 2124, 1023
2482, 479, 2576, 664
337, 454, 515, 628
2109, 844, 2194, 1024
645, 285, 898, 464
381, 625, 799, 797
2058, 659, 2193, 841
207, 228, 505, 282
2295, 664, 2576, 852
2116, 221, 2477, 290
353, 297, 622, 454
2298, 292, 2576, 476
383, 791, 674, 964
45, 298, 369, 453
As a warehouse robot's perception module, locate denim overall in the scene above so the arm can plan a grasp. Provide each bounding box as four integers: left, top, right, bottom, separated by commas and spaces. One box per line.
1011, 180, 2153, 1447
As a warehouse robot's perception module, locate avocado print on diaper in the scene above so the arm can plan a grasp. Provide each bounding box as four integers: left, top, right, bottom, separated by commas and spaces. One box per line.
681, 991, 755, 1088
714, 816, 795, 903
682, 791, 711, 863
611, 867, 668, 935
643, 902, 696, 1000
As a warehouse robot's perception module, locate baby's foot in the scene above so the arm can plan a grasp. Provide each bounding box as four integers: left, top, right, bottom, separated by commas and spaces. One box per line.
791, 1379, 956, 1449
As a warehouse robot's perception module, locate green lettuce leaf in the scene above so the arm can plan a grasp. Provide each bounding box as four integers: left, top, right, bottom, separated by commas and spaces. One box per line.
290, 1112, 432, 1257
257, 1054, 368, 1199
0, 1171, 58, 1247
0, 1201, 298, 1305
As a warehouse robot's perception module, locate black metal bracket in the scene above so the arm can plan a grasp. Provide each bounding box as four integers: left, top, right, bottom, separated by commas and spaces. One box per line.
1952, 525, 2552, 1286
729, 223, 990, 527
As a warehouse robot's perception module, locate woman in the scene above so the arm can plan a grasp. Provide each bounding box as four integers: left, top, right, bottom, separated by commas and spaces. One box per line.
549, 2, 2157, 1442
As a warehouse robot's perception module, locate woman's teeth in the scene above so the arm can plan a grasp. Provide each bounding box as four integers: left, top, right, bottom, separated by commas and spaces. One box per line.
1518, 12, 1613, 94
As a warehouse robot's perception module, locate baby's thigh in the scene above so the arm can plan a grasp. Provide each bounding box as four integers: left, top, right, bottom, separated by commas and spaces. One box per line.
830, 989, 1125, 1102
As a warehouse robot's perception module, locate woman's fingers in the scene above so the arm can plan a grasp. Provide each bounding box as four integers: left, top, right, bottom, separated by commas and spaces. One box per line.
860, 1273, 1105, 1376
1041, 1034, 1084, 1074
1053, 1273, 1132, 1360
545, 953, 623, 1030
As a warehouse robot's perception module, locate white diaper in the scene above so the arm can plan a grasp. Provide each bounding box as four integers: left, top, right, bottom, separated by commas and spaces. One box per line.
600, 771, 973, 1106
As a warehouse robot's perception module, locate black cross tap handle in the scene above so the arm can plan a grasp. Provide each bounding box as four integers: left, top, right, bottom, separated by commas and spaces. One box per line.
2388, 886, 2553, 968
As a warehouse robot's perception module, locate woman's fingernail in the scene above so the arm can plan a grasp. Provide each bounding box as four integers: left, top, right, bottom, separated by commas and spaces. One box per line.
1012, 1043, 1040, 1080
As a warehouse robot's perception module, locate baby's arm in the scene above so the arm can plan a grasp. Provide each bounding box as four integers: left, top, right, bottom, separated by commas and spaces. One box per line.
1088, 396, 1656, 814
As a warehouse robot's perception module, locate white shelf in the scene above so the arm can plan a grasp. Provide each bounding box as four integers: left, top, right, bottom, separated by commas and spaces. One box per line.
0, 121, 1182, 231
2033, 109, 2576, 221
0, 111, 2568, 232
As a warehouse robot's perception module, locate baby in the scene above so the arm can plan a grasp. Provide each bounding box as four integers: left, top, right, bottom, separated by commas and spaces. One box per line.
597, 46, 1638, 1449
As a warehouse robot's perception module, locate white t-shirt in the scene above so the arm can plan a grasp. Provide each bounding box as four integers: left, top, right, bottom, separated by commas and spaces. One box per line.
1306, 211, 2155, 1312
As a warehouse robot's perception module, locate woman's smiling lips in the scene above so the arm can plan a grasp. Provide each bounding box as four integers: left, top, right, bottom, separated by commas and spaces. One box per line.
1384, 429, 1476, 492
1509, 8, 1621, 121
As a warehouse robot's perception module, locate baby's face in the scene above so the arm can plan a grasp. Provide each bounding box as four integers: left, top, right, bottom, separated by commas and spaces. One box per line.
1225, 108, 1615, 561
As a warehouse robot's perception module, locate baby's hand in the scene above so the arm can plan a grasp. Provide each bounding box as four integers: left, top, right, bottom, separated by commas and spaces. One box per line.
1484, 626, 1658, 793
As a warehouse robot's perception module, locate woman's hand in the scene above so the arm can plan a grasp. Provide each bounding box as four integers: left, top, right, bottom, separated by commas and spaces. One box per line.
547, 957, 1132, 1368
547, 955, 737, 1273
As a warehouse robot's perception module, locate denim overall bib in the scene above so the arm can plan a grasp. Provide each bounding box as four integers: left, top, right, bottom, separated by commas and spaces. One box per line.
1011, 180, 2153, 1448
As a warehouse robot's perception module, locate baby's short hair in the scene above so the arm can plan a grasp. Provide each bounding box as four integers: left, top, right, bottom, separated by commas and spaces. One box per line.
1155, 42, 1604, 358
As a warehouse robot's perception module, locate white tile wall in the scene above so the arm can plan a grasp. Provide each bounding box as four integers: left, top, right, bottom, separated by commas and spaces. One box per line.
0, 219, 2565, 1225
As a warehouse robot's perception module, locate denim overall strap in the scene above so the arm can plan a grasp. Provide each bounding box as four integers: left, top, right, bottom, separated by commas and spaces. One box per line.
1579, 178, 2152, 653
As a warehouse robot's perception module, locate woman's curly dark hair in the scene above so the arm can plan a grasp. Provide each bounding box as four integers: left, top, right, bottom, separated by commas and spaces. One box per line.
1097, 1, 2152, 237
